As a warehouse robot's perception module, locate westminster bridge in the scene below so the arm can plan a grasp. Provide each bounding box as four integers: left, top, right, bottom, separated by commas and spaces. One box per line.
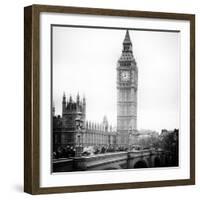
53, 149, 173, 172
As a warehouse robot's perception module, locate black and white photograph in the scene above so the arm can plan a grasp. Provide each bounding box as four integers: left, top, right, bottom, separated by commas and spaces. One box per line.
52, 26, 179, 172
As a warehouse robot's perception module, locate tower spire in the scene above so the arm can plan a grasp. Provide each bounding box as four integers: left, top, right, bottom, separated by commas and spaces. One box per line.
52, 101, 55, 116
83, 95, 86, 104
118, 30, 136, 64
62, 92, 66, 116
122, 30, 133, 53
103, 116, 108, 131
69, 95, 72, 103
123, 30, 132, 44
76, 92, 80, 103
63, 92, 66, 101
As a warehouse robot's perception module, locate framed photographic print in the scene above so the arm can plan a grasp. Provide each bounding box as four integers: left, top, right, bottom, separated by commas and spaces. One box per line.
24, 4, 195, 194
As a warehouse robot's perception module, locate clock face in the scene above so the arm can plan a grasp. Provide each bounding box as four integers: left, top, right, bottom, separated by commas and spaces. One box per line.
121, 71, 130, 81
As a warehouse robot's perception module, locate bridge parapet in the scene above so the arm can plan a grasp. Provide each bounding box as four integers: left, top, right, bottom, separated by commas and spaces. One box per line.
128, 150, 151, 158
74, 152, 128, 170
53, 149, 171, 172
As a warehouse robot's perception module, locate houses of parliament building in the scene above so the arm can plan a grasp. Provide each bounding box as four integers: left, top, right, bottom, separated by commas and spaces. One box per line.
53, 30, 138, 153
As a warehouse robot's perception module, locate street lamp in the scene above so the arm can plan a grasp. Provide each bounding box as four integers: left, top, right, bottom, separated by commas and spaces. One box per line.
128, 127, 133, 150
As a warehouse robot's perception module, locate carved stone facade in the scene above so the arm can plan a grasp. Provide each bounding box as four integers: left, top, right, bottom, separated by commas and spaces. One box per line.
53, 94, 117, 152
117, 30, 138, 146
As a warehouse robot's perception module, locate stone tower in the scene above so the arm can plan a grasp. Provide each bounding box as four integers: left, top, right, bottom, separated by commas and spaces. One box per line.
117, 30, 138, 146
103, 115, 109, 131
61, 93, 86, 147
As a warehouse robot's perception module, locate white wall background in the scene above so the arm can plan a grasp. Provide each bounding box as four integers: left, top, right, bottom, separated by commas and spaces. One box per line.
0, 0, 199, 199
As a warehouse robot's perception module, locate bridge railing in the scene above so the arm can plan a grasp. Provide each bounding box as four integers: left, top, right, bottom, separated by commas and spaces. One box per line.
74, 152, 128, 170
53, 149, 168, 172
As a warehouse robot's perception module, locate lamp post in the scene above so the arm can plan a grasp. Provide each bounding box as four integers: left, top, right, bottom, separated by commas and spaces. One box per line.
128, 127, 132, 151
75, 117, 83, 157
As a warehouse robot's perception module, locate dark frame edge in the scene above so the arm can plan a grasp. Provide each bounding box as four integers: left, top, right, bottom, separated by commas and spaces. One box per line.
31, 4, 194, 20
24, 5, 33, 194
24, 4, 195, 195
24, 5, 40, 195
190, 14, 195, 185
35, 179, 193, 195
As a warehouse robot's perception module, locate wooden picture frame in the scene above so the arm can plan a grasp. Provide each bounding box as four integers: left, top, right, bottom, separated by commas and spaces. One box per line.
24, 4, 195, 194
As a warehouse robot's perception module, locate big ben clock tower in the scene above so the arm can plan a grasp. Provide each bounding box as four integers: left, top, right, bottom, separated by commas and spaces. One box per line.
117, 30, 138, 146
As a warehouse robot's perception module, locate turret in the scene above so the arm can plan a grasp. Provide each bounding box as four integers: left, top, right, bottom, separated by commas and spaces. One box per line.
82, 95, 86, 117
103, 116, 109, 132
76, 93, 80, 104
83, 96, 86, 105
69, 95, 72, 103
52, 101, 55, 116
62, 92, 66, 116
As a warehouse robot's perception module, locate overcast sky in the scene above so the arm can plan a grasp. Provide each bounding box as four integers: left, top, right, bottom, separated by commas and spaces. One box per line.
52, 26, 180, 133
